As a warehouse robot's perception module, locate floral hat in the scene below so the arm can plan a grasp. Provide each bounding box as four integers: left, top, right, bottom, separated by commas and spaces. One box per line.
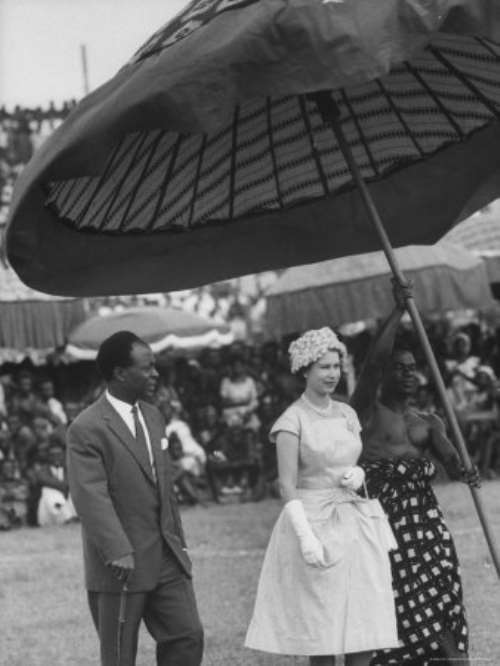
288, 327, 346, 374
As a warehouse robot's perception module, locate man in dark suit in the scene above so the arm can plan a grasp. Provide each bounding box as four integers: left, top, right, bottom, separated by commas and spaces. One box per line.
67, 331, 203, 666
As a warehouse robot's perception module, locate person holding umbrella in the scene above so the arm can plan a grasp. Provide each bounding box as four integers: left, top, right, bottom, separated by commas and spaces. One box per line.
351, 282, 479, 665
66, 331, 203, 666
245, 327, 399, 665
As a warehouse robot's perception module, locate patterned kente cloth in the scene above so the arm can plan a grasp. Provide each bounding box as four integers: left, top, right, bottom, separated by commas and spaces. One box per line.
362, 458, 468, 665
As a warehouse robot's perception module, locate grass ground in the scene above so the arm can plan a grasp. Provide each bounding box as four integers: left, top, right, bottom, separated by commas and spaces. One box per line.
1, 481, 499, 665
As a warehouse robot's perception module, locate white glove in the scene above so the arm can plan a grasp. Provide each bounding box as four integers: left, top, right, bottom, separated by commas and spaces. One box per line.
284, 499, 325, 567
340, 465, 365, 491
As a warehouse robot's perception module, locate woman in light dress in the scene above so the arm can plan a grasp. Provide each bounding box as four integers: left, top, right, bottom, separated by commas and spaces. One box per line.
245, 328, 399, 666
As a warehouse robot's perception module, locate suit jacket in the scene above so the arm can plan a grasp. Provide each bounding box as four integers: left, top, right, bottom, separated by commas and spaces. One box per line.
66, 394, 191, 593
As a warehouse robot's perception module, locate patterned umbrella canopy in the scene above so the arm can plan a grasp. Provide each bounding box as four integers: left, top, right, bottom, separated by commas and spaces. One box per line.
0, 262, 86, 363
66, 306, 234, 360
6, 0, 500, 296
266, 243, 495, 337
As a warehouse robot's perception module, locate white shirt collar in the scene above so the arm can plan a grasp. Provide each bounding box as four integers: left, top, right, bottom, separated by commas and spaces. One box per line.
106, 390, 139, 421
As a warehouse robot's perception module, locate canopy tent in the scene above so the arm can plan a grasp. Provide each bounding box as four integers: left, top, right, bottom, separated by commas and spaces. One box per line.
265, 244, 495, 338
66, 306, 234, 360
0, 263, 86, 364
443, 200, 500, 284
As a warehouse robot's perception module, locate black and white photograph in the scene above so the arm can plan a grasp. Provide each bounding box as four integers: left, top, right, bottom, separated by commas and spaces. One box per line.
1, 1, 500, 664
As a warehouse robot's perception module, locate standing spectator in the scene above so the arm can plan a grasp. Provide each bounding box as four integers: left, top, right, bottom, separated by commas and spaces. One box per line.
37, 378, 67, 425
220, 358, 260, 431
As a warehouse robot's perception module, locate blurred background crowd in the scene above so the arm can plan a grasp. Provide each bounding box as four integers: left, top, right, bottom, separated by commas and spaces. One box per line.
2, 102, 500, 531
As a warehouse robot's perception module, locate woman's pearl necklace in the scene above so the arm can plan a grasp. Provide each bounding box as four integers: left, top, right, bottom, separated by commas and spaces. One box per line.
301, 392, 332, 416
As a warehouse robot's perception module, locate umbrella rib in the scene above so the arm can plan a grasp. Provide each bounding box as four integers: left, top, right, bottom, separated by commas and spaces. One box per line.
374, 79, 426, 158
228, 105, 240, 220
475, 36, 500, 61
148, 134, 183, 232
340, 87, 381, 176
118, 130, 166, 231
99, 132, 150, 230
58, 178, 95, 219
298, 95, 329, 195
428, 46, 500, 119
187, 134, 208, 228
55, 179, 82, 215
266, 97, 284, 208
403, 60, 465, 140
70, 139, 126, 228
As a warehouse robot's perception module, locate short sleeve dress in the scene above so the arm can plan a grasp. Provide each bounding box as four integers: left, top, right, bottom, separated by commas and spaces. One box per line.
245, 396, 399, 657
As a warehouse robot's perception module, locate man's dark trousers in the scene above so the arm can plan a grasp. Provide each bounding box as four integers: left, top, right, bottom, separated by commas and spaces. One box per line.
88, 548, 203, 666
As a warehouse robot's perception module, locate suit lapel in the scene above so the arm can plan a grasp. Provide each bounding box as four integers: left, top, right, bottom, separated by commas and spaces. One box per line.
100, 396, 156, 486
139, 401, 166, 500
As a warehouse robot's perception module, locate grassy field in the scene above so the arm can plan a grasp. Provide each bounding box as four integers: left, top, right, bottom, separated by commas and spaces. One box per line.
1, 481, 500, 666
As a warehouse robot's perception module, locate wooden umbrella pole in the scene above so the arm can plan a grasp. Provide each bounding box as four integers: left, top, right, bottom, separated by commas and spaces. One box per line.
314, 91, 500, 578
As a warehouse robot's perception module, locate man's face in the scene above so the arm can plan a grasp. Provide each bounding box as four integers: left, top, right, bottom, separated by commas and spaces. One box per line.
33, 417, 52, 441
40, 381, 54, 400
121, 343, 159, 400
1, 460, 17, 480
48, 445, 65, 467
385, 351, 418, 397
19, 376, 33, 393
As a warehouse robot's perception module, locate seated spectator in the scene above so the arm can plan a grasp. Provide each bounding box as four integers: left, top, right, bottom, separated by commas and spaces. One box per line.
207, 425, 261, 501
168, 432, 206, 506
463, 365, 500, 479
162, 402, 207, 477
37, 378, 67, 425
195, 404, 223, 451
9, 370, 38, 423
220, 357, 260, 431
28, 440, 77, 527
0, 458, 29, 530
12, 421, 37, 474
445, 332, 480, 406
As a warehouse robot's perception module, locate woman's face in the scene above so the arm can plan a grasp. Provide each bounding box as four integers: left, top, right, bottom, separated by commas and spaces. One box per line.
304, 350, 342, 396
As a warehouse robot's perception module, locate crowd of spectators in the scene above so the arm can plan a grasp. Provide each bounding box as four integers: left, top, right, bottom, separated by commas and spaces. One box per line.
2, 318, 500, 531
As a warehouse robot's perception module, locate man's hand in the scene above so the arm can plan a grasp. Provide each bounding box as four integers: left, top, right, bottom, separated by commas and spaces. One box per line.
461, 463, 481, 488
391, 277, 413, 311
108, 554, 135, 582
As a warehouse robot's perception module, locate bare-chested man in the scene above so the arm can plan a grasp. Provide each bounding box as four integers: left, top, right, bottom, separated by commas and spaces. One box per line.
351, 284, 478, 666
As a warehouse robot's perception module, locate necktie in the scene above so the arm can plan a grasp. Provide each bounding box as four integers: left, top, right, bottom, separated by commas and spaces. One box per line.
131, 405, 156, 482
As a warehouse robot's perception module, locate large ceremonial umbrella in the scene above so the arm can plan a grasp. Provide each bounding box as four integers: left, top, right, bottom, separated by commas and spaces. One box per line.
5, 0, 500, 572
0, 263, 86, 363
266, 243, 495, 338
66, 306, 233, 360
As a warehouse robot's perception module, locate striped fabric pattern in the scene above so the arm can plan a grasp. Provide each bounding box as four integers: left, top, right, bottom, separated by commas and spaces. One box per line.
45, 33, 500, 236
